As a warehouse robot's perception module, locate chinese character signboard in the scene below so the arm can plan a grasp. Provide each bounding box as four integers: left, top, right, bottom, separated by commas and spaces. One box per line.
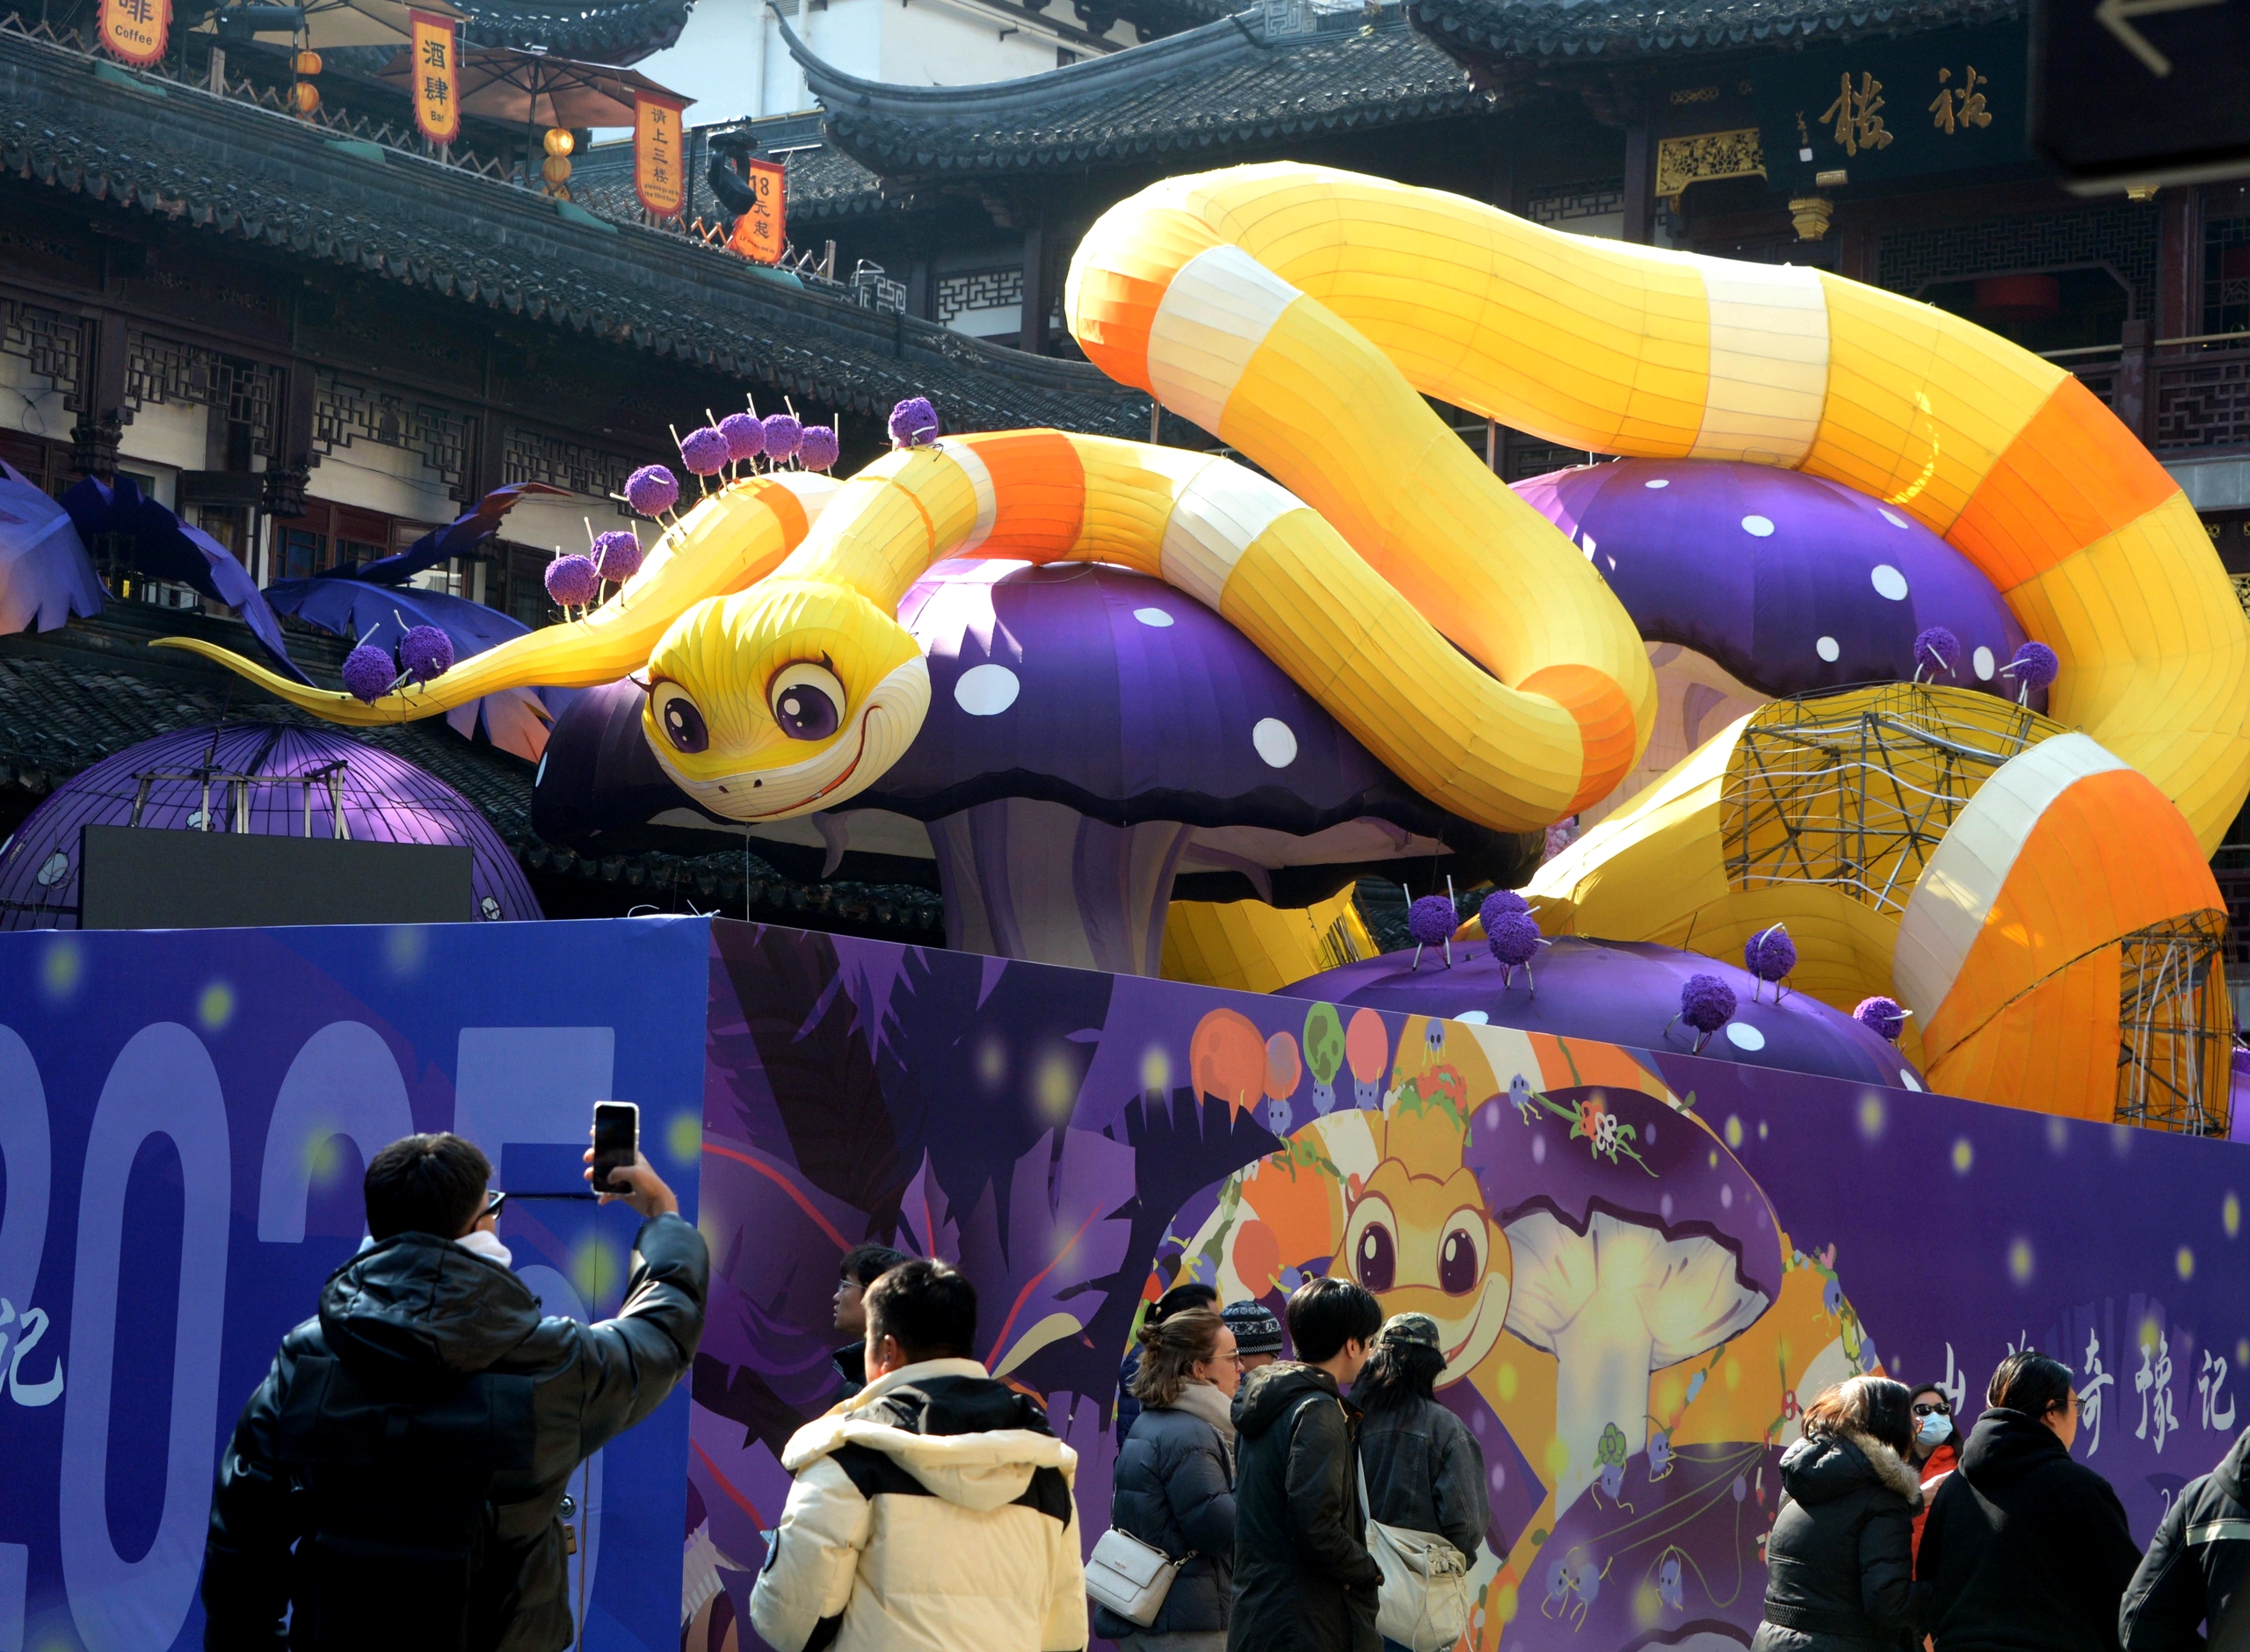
1753, 21, 2029, 192
727, 158, 787, 264
408, 10, 460, 145
97, 0, 169, 69
633, 92, 687, 219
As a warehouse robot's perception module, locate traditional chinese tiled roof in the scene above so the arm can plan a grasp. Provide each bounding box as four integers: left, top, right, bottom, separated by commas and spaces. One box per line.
0, 29, 1150, 436
459, 0, 697, 61
781, 141, 893, 222
789, 5, 1488, 183
1407, 0, 2021, 62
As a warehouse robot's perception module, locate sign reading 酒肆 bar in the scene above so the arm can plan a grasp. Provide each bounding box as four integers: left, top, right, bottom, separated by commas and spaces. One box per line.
408, 10, 461, 145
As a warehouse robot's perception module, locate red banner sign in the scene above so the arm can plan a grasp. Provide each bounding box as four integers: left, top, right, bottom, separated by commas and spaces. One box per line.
633, 93, 688, 219
408, 11, 461, 145
727, 158, 787, 264
97, 0, 169, 68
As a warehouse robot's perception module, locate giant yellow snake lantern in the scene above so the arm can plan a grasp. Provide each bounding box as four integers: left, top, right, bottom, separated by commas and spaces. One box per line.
159, 163, 2249, 1123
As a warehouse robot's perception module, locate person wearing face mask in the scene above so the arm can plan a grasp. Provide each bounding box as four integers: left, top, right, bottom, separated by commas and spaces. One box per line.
1918, 1350, 2144, 1652
1097, 1308, 1243, 1652
1906, 1387, 1962, 1562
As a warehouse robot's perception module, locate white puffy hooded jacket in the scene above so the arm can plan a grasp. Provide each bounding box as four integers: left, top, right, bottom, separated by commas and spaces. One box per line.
748, 1358, 1087, 1652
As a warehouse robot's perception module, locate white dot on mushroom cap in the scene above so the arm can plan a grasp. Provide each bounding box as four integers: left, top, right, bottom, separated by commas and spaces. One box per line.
1900, 1069, 1923, 1091
1659, 1193, 1673, 1221
954, 663, 1020, 716
1817, 636, 1840, 663
1252, 717, 1298, 768
1721, 1184, 1734, 1209
1644, 478, 1670, 489
1879, 507, 1910, 529
1741, 514, 1775, 537
1871, 564, 1910, 600
1725, 1022, 1767, 1052
1973, 645, 1995, 680
1455, 1011, 1491, 1024
1133, 607, 1174, 627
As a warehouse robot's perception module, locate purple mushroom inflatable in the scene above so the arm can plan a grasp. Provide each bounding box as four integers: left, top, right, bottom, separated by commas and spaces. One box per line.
1284, 938, 1918, 1090
532, 559, 1540, 970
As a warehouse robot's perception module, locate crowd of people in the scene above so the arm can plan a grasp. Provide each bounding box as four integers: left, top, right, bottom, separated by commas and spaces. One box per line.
196, 1132, 2250, 1652
1754, 1352, 2250, 1652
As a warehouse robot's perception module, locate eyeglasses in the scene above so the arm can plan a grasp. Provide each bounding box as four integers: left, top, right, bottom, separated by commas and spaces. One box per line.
1912, 1402, 1951, 1417
483, 1190, 509, 1220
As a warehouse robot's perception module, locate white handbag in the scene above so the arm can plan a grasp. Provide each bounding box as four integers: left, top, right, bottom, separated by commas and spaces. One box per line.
1357, 1456, 1473, 1652
1085, 1525, 1193, 1628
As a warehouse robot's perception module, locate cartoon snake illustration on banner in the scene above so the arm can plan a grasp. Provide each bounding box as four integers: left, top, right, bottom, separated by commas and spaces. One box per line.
150, 163, 2246, 1122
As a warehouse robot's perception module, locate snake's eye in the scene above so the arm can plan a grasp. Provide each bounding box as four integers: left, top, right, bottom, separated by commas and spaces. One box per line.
769, 662, 845, 742
653, 685, 708, 755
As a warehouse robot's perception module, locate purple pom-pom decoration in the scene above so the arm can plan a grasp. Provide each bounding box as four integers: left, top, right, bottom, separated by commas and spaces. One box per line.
592, 531, 643, 583
760, 414, 802, 461
2006, 641, 2060, 690
399, 625, 454, 685
679, 425, 731, 477
798, 424, 840, 472
1407, 895, 1458, 946
341, 644, 395, 704
1854, 996, 1909, 1042
545, 554, 599, 609
1487, 909, 1542, 967
1744, 923, 1797, 983
1478, 889, 1528, 936
720, 412, 765, 464
1914, 626, 1962, 678
1680, 974, 1737, 1035
889, 395, 939, 448
625, 464, 679, 518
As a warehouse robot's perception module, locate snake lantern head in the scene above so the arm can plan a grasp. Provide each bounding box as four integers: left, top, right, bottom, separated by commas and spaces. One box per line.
640, 578, 931, 822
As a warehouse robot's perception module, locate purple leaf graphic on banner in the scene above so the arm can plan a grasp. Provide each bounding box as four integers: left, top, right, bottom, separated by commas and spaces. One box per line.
962, 1127, 1136, 1377
896, 1148, 961, 1263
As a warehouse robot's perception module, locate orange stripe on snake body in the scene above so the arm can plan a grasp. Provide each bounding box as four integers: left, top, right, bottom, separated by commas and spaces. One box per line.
968, 428, 1089, 562
1521, 663, 1639, 814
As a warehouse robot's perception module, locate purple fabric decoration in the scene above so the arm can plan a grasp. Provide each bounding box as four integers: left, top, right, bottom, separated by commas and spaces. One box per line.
761, 414, 803, 462
889, 396, 939, 448
0, 458, 105, 634
61, 474, 306, 682
798, 425, 840, 472
1487, 909, 1541, 966
1914, 626, 1962, 678
720, 412, 765, 464
1681, 974, 1736, 1035
2006, 641, 2060, 690
625, 465, 679, 518
0, 722, 541, 926
341, 645, 395, 703
334, 482, 570, 586
679, 426, 731, 477
545, 554, 599, 608
1407, 895, 1458, 946
1479, 888, 1528, 935
1854, 996, 1909, 1042
399, 625, 454, 684
592, 531, 644, 583
1513, 458, 2039, 709
1283, 938, 1919, 1088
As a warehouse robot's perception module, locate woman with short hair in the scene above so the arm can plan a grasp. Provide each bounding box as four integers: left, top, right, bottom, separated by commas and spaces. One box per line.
1753, 1374, 1927, 1652
1920, 1351, 2142, 1650
1354, 1314, 1488, 1652
1096, 1307, 1240, 1652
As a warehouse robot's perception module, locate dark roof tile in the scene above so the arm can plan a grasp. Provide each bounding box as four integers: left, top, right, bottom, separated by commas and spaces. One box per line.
1407, 0, 2019, 59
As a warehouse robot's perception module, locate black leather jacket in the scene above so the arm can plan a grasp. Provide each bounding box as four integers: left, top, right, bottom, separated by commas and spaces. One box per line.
201, 1215, 708, 1652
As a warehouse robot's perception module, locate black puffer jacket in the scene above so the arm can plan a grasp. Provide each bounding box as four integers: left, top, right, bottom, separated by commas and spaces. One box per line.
1356, 1395, 1489, 1563
2119, 1422, 2250, 1649
1227, 1363, 1381, 1652
1753, 1429, 1927, 1652
1919, 1407, 2144, 1652
1093, 1396, 1237, 1640
202, 1217, 708, 1652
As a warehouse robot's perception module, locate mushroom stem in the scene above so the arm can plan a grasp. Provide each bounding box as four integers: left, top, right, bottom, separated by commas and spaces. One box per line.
925, 799, 1194, 976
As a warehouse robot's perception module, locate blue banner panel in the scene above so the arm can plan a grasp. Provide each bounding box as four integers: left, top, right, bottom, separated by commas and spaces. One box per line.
687, 921, 2250, 1652
0, 916, 711, 1652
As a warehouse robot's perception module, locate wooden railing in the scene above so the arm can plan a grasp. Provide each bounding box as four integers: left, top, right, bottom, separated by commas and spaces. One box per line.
2050, 326, 2250, 455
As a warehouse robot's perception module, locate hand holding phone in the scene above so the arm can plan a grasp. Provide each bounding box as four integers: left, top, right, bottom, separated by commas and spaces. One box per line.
583, 1101, 680, 1220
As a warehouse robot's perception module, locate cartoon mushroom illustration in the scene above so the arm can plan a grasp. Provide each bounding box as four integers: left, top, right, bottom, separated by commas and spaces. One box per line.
1471, 1083, 1787, 1513
533, 559, 1538, 975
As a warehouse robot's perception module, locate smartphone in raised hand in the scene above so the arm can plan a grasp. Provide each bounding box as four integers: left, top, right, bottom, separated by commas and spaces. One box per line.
592, 1101, 640, 1194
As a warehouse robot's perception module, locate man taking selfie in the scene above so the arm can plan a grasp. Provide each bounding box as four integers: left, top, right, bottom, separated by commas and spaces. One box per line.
200, 1129, 708, 1651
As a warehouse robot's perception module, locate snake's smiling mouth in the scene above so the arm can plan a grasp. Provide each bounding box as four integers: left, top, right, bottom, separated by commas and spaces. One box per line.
722, 713, 875, 822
